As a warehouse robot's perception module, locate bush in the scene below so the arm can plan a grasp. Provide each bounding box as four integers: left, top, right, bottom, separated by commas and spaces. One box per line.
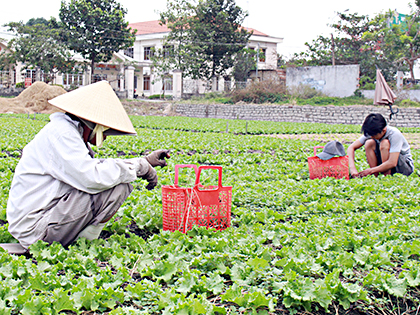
148, 94, 173, 100
362, 83, 375, 90
399, 99, 420, 107
359, 75, 375, 90
15, 82, 24, 88
287, 84, 325, 99
231, 79, 287, 104
297, 96, 340, 105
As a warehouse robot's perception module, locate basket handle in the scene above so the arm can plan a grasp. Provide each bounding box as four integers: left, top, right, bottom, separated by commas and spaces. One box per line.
313, 146, 324, 156
194, 165, 223, 190
174, 164, 198, 187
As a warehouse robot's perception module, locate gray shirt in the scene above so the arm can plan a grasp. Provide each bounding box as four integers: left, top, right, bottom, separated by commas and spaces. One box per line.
358, 125, 414, 170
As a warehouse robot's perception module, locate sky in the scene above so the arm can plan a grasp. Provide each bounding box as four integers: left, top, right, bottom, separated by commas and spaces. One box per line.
0, 0, 415, 57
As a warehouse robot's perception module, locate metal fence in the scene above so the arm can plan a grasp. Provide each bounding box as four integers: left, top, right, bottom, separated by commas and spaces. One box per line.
182, 79, 248, 95
0, 71, 11, 87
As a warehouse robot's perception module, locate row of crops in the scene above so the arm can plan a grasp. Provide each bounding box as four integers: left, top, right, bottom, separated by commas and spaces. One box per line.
0, 114, 419, 314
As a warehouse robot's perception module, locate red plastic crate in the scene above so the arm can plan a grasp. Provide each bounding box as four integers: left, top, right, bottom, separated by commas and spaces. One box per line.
308, 146, 349, 180
162, 164, 232, 233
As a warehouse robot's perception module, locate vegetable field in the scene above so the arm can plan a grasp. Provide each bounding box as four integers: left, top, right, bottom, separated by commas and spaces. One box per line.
0, 113, 420, 315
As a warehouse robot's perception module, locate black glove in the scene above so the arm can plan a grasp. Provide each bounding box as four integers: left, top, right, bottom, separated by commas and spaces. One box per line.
145, 149, 170, 167
140, 164, 158, 190
126, 158, 159, 190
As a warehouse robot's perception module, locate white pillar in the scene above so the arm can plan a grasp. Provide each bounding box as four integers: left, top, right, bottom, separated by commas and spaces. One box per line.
84, 69, 91, 86
137, 68, 144, 96
15, 62, 24, 84
218, 77, 224, 92
55, 73, 64, 86
35, 67, 41, 82
173, 69, 182, 100
119, 65, 125, 92
125, 66, 135, 99
212, 76, 217, 92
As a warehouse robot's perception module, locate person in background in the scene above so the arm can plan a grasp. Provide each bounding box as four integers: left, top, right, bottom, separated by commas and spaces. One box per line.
347, 113, 414, 178
7, 81, 170, 250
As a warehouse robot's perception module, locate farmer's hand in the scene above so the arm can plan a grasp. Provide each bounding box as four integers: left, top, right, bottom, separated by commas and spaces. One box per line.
145, 149, 170, 168
141, 164, 158, 190
127, 158, 158, 190
349, 167, 359, 178
358, 169, 373, 178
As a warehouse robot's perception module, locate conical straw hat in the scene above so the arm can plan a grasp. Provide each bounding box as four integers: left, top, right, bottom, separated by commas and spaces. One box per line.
48, 81, 136, 135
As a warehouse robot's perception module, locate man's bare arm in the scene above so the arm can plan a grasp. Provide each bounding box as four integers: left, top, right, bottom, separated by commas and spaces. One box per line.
347, 140, 363, 177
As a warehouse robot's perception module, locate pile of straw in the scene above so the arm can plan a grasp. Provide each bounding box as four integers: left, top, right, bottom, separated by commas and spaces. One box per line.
0, 82, 66, 114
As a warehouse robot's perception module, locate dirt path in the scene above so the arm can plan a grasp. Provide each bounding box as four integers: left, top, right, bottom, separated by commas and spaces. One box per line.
267, 133, 420, 149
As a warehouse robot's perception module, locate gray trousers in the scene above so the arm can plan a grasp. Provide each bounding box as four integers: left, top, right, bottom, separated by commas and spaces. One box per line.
40, 183, 133, 247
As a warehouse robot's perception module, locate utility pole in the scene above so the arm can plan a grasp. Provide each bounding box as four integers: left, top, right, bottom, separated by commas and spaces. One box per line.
256, 43, 259, 79
331, 34, 335, 66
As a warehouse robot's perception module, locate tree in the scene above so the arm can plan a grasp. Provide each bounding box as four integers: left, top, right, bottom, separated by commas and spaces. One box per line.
156, 0, 251, 82
59, 0, 136, 76
232, 48, 255, 82
151, 0, 196, 94
187, 0, 251, 80
363, 7, 420, 80
288, 12, 389, 80
5, 18, 75, 82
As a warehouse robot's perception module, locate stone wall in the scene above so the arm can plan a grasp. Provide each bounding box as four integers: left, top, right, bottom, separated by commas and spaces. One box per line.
174, 103, 420, 127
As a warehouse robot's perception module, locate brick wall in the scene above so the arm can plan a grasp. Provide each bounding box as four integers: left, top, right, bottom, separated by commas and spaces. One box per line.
174, 104, 420, 127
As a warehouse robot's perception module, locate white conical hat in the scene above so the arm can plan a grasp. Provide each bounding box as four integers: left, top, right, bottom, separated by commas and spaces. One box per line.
48, 81, 136, 135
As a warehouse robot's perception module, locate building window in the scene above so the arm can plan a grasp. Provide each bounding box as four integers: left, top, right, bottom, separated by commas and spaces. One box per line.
144, 47, 154, 61
92, 74, 107, 83
144, 76, 150, 91
63, 73, 83, 86
163, 45, 174, 58
259, 48, 266, 62
26, 69, 36, 83
163, 75, 173, 91
124, 47, 134, 58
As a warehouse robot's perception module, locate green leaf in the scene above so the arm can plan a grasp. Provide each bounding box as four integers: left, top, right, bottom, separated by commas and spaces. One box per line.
247, 257, 269, 270
52, 288, 75, 313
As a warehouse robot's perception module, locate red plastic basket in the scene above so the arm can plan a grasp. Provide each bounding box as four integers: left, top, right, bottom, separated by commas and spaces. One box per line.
308, 146, 349, 180
161, 164, 232, 233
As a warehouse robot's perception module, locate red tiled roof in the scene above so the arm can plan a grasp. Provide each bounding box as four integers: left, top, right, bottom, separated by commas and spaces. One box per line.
128, 20, 170, 35
242, 27, 268, 37
128, 20, 268, 37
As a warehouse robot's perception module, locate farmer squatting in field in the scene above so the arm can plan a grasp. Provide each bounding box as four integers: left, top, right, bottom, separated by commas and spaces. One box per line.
6, 81, 169, 249
347, 113, 414, 178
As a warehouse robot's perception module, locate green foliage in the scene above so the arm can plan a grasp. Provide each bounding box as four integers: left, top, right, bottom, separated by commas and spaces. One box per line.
5, 18, 75, 82
15, 82, 24, 89
231, 79, 287, 104
359, 75, 376, 89
59, 0, 136, 75
362, 9, 419, 80
286, 11, 405, 80
0, 114, 419, 314
400, 99, 420, 107
148, 94, 173, 100
157, 0, 251, 81
232, 48, 257, 82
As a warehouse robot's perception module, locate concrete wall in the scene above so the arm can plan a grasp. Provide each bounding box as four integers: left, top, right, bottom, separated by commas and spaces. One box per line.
286, 65, 360, 98
174, 103, 420, 128
362, 89, 420, 102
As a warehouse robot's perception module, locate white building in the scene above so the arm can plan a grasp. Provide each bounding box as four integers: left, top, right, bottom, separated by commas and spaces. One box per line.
1, 21, 283, 99
123, 20, 283, 98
